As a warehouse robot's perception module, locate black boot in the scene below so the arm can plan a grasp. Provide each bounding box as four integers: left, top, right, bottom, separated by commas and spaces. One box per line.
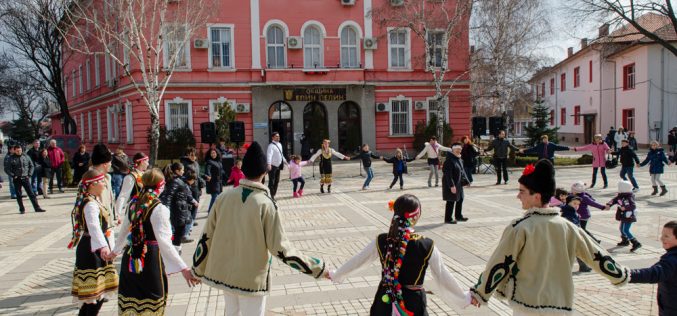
320, 184, 324, 193
630, 238, 642, 252
327, 185, 331, 193
660, 186, 668, 196
651, 186, 659, 195
617, 236, 629, 247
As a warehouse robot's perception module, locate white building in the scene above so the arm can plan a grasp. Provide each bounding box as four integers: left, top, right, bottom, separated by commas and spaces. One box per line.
530, 14, 677, 146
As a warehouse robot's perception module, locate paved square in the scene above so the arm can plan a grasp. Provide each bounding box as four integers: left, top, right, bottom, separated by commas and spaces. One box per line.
0, 156, 673, 315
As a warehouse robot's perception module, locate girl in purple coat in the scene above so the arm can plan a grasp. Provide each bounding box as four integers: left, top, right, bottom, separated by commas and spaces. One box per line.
574, 134, 610, 188
571, 181, 606, 243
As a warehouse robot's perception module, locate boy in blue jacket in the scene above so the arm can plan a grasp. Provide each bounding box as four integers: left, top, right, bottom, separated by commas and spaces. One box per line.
630, 221, 677, 316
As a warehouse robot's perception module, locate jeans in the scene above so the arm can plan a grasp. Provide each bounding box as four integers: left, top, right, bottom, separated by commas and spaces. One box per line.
49, 165, 63, 192
363, 166, 374, 188
650, 174, 665, 186
389, 173, 404, 189
493, 158, 509, 183
445, 199, 464, 222
111, 173, 125, 199
620, 166, 639, 189
31, 170, 40, 194
184, 205, 197, 238
208, 194, 218, 213
268, 165, 281, 198
591, 167, 608, 187
427, 161, 439, 186
9, 177, 16, 198
463, 165, 474, 183
620, 222, 635, 240
292, 177, 305, 192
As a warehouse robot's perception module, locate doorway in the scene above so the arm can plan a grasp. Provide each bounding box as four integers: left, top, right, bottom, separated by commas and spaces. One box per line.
303, 102, 328, 152
269, 101, 293, 157
583, 114, 596, 144
338, 102, 362, 154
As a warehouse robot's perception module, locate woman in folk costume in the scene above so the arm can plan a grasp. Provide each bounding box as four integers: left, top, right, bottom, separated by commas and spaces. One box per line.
330, 194, 471, 315
310, 139, 350, 193
68, 169, 119, 316
111, 168, 199, 315
114, 153, 149, 218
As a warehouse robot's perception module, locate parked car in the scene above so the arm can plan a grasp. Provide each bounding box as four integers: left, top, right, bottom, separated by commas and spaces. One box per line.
47, 135, 82, 158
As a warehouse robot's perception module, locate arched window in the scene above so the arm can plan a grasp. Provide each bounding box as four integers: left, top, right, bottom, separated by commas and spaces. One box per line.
303, 26, 322, 68
340, 27, 359, 68
266, 25, 285, 68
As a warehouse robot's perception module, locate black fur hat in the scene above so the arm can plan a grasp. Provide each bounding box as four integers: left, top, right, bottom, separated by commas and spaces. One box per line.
91, 144, 112, 165
241, 142, 267, 178
518, 159, 556, 200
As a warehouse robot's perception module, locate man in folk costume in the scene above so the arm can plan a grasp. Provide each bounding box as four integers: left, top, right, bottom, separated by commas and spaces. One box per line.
68, 169, 118, 315
266, 132, 288, 198
90, 144, 117, 225
192, 142, 326, 316
470, 159, 629, 315
310, 139, 349, 193
114, 152, 149, 217
416, 136, 451, 187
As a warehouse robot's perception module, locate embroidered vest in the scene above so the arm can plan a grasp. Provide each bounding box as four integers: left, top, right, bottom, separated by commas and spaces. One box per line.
80, 196, 111, 234
377, 233, 434, 286
129, 170, 144, 198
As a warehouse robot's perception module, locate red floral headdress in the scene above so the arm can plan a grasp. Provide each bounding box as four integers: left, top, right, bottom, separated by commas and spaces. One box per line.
522, 164, 536, 176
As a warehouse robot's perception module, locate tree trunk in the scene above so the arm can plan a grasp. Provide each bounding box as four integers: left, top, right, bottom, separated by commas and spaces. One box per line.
148, 113, 160, 166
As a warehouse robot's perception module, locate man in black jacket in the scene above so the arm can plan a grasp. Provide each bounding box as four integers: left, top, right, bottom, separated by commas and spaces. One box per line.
4, 145, 45, 214
26, 140, 42, 196
484, 130, 520, 185
612, 139, 641, 191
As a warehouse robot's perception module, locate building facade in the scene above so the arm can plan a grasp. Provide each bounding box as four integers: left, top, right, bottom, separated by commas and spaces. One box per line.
54, 0, 471, 157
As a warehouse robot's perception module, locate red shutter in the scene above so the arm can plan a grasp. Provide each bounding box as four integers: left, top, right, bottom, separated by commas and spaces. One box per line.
623, 66, 628, 90
550, 78, 555, 95
550, 110, 555, 125
574, 106, 580, 125
574, 67, 580, 87
560, 73, 566, 91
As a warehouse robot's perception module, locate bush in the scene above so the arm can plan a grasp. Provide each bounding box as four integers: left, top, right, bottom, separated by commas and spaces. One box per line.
577, 154, 593, 164
513, 156, 584, 167
151, 126, 196, 160
413, 115, 453, 152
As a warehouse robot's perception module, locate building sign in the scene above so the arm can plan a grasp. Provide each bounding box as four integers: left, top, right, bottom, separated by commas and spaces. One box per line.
283, 88, 346, 102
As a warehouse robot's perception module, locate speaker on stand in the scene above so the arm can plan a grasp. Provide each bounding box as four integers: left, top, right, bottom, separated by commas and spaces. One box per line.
229, 121, 246, 158
200, 122, 217, 145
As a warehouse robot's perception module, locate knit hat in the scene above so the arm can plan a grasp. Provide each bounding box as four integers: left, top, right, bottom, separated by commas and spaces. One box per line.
91, 144, 112, 165
518, 159, 556, 199
241, 142, 267, 178
617, 180, 633, 194
571, 181, 587, 194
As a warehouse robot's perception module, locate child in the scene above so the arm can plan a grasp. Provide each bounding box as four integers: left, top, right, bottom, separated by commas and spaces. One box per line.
226, 159, 244, 188
612, 139, 641, 191
351, 144, 381, 190
383, 148, 415, 190
606, 180, 641, 252
629, 220, 677, 315
549, 188, 568, 207
560, 195, 592, 272
329, 194, 470, 314
640, 140, 672, 196
160, 163, 198, 251
571, 181, 606, 243
289, 155, 309, 197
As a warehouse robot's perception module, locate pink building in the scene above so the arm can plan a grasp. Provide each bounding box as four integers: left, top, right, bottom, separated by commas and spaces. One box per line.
55, 0, 471, 157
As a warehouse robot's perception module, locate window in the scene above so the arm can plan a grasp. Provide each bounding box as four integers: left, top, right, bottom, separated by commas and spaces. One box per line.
303, 26, 323, 68
427, 98, 448, 123
427, 31, 444, 68
71, 70, 76, 97
549, 110, 555, 126
623, 109, 635, 132
550, 78, 555, 95
107, 106, 119, 143
96, 110, 102, 142
266, 25, 286, 68
80, 113, 85, 140
87, 112, 92, 142
589, 60, 593, 83
388, 29, 409, 69
164, 24, 190, 68
125, 102, 133, 143
561, 108, 566, 125
573, 67, 580, 88
390, 99, 411, 135
574, 105, 581, 125
104, 52, 112, 83
85, 59, 91, 91
209, 98, 232, 122
560, 73, 566, 92
78, 65, 83, 94
340, 27, 359, 68
122, 33, 130, 73
540, 82, 545, 98
623, 63, 635, 90
94, 54, 100, 87
165, 98, 193, 131
209, 26, 234, 68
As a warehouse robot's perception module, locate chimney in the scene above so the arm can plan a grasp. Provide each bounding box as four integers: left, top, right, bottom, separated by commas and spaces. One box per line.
598, 23, 610, 37
581, 38, 588, 49
567, 47, 574, 57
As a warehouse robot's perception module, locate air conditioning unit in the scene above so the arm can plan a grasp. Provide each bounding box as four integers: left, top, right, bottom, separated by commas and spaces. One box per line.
363, 37, 377, 50
194, 38, 209, 49
236, 103, 251, 113
376, 103, 389, 112
390, 0, 404, 6
287, 36, 302, 49
415, 101, 426, 110
341, 0, 356, 5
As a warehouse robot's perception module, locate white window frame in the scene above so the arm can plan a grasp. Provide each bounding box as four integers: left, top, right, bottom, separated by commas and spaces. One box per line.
426, 97, 448, 123
85, 59, 91, 91
94, 54, 100, 87
163, 24, 191, 69
208, 97, 235, 122
387, 28, 411, 70
78, 65, 83, 95
107, 105, 120, 143
208, 24, 236, 69
104, 52, 111, 83
122, 33, 130, 73
389, 96, 413, 136
71, 70, 76, 97
340, 26, 360, 68
80, 113, 85, 140
96, 110, 102, 142
125, 102, 134, 144
87, 112, 92, 142
303, 25, 324, 69
164, 97, 193, 131
265, 24, 287, 69
426, 30, 446, 69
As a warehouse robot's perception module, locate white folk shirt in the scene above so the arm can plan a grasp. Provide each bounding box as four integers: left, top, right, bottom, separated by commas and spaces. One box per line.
114, 174, 136, 218
84, 201, 115, 252
266, 141, 287, 167
416, 142, 452, 160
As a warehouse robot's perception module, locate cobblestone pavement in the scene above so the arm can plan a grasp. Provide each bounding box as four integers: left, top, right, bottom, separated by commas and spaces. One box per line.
0, 157, 674, 315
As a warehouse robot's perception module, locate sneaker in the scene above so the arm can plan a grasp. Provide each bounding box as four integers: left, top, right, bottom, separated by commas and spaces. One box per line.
35, 209, 46, 213
58, 189, 65, 193
181, 237, 194, 243
298, 189, 304, 196
293, 192, 299, 198
632, 188, 640, 193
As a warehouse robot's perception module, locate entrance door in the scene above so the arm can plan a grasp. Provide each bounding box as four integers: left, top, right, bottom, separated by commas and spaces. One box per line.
583, 114, 596, 144
269, 101, 293, 157
303, 102, 328, 152
338, 102, 362, 154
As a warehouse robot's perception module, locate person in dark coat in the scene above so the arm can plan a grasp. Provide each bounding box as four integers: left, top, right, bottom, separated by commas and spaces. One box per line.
71, 145, 90, 185
442, 143, 467, 224
203, 148, 225, 213
606, 126, 617, 150
26, 140, 42, 195
351, 144, 381, 190
611, 139, 641, 191
180, 147, 204, 236
668, 128, 677, 157
460, 136, 479, 184
300, 134, 311, 160
629, 220, 677, 316
110, 148, 129, 198
382, 148, 414, 190
36, 149, 52, 199
4, 145, 45, 213
640, 141, 672, 196
521, 135, 569, 163
484, 130, 520, 185
160, 163, 198, 252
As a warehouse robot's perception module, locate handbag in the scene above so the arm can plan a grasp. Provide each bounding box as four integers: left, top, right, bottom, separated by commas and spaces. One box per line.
274, 143, 285, 170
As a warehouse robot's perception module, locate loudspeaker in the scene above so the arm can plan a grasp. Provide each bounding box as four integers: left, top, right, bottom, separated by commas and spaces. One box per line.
229, 121, 245, 143
200, 122, 217, 144
471, 117, 487, 137
489, 116, 505, 137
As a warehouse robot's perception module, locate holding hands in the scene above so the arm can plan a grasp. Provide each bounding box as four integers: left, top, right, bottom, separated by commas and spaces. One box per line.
181, 268, 201, 287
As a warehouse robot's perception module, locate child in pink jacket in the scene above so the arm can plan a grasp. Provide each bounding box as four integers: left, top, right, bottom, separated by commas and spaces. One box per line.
289, 155, 309, 197
574, 134, 610, 188
226, 159, 244, 188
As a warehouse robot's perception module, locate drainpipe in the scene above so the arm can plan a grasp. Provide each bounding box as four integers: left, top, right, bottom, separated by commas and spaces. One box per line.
610, 60, 617, 129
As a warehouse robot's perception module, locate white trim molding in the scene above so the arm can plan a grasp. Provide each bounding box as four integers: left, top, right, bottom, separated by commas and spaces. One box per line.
337, 20, 363, 39
300, 20, 327, 38
388, 95, 413, 136
262, 19, 290, 37
164, 97, 194, 131
207, 23, 236, 70
250, 0, 261, 69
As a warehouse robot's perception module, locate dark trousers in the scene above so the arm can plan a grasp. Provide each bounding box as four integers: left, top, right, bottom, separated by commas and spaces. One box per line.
172, 224, 187, 246
620, 166, 639, 189
292, 177, 305, 192
13, 177, 41, 212
591, 167, 608, 187
389, 173, 404, 189
445, 199, 463, 222
78, 299, 104, 316
463, 165, 474, 183
268, 165, 281, 198
579, 219, 600, 242
49, 165, 63, 191
494, 158, 509, 183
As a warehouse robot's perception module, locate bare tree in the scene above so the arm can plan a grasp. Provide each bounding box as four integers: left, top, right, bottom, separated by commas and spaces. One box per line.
371, 0, 474, 144
571, 0, 677, 57
0, 0, 76, 135
55, 0, 216, 164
